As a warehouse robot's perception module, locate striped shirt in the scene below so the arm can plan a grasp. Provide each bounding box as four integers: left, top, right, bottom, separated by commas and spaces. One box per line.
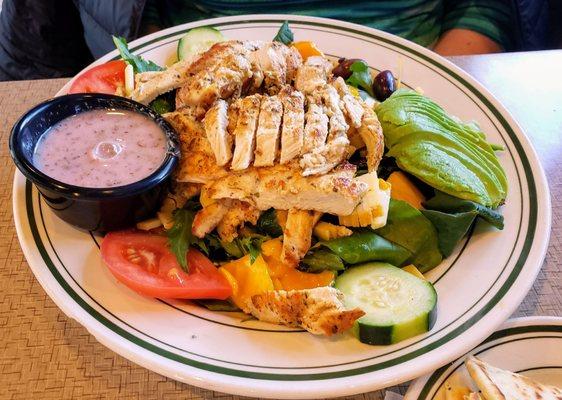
142, 0, 515, 50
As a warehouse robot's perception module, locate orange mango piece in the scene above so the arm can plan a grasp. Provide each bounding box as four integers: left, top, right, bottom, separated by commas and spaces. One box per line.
387, 171, 425, 209
291, 41, 324, 61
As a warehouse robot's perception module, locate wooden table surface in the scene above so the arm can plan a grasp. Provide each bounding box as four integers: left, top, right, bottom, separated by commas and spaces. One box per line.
1, 51, 561, 399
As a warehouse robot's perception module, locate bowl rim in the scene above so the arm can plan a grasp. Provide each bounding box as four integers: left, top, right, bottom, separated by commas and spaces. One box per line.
9, 93, 180, 200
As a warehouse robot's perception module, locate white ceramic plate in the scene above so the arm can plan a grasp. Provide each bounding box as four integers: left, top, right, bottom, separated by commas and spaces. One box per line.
405, 317, 562, 399
12, 15, 551, 399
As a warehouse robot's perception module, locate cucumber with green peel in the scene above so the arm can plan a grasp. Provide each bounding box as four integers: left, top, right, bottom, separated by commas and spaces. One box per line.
177, 27, 225, 61
335, 262, 437, 345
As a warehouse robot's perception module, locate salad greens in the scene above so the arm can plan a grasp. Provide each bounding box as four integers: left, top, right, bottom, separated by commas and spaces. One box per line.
222, 233, 270, 264
256, 209, 283, 237
112, 36, 163, 73
273, 21, 294, 45
300, 249, 345, 273
346, 60, 375, 97
167, 208, 199, 272
376, 89, 508, 208
375, 199, 442, 272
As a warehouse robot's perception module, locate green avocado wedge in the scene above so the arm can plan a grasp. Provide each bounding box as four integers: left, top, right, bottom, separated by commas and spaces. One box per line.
375, 89, 508, 208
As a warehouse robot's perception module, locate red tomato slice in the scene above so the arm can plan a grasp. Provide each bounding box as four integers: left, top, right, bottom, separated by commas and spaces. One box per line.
68, 60, 126, 95
101, 230, 232, 299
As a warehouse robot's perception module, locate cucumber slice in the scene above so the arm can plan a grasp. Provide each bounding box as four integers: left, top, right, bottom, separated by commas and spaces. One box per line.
335, 262, 437, 345
177, 27, 225, 60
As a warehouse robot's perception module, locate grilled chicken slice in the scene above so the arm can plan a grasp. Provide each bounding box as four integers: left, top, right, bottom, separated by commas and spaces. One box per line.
358, 104, 385, 172
331, 77, 364, 128
217, 200, 261, 242
203, 99, 232, 166
176, 41, 254, 111
192, 201, 230, 238
281, 209, 322, 266
249, 42, 302, 93
302, 103, 329, 153
231, 95, 261, 170
279, 86, 305, 164
206, 162, 368, 216
294, 56, 332, 95
254, 95, 282, 167
246, 287, 365, 335
131, 59, 192, 105
165, 111, 228, 184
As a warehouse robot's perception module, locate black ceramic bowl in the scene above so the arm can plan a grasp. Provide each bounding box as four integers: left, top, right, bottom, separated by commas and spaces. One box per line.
9, 93, 180, 232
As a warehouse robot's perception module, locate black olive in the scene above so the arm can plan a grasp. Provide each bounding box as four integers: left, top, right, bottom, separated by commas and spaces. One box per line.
332, 58, 364, 80
372, 70, 396, 101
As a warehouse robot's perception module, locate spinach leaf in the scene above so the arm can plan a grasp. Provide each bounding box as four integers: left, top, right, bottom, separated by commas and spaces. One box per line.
149, 90, 176, 114
346, 60, 374, 97
299, 249, 345, 273
167, 208, 197, 271
423, 191, 504, 229
112, 36, 163, 73
318, 230, 411, 266
256, 208, 283, 237
421, 209, 476, 257
222, 233, 270, 264
273, 21, 294, 45
375, 199, 442, 272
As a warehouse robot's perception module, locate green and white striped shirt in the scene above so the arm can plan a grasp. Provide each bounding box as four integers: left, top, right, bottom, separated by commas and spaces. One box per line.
142, 0, 515, 50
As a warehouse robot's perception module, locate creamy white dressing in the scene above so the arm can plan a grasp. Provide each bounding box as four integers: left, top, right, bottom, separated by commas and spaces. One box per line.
33, 109, 167, 188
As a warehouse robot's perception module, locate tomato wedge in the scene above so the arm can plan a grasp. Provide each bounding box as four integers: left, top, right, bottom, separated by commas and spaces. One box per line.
68, 60, 126, 95
101, 230, 232, 299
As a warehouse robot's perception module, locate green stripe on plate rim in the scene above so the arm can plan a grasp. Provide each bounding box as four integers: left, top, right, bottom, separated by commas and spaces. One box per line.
418, 324, 562, 399
28, 18, 538, 380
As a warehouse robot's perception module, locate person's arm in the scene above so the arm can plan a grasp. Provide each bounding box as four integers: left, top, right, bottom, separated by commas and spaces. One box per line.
434, 28, 502, 56
435, 0, 514, 56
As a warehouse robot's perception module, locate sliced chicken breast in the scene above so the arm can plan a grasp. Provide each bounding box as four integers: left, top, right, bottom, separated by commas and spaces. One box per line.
217, 200, 261, 242
206, 162, 368, 216
302, 103, 329, 153
294, 56, 332, 95
331, 77, 365, 128
254, 95, 282, 167
231, 95, 261, 170
131, 59, 192, 105
281, 209, 322, 266
192, 200, 230, 238
165, 111, 228, 184
246, 287, 365, 335
279, 86, 305, 164
358, 104, 385, 172
249, 42, 303, 93
203, 99, 232, 166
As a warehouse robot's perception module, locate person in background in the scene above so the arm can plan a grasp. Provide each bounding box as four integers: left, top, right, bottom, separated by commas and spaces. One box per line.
0, 0, 548, 81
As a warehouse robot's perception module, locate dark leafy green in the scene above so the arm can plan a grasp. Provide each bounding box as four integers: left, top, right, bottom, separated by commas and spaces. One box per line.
346, 60, 374, 97
195, 299, 241, 312
423, 191, 504, 229
256, 209, 283, 237
375, 199, 442, 272
273, 21, 294, 45
421, 209, 475, 257
149, 90, 176, 114
221, 233, 270, 264
112, 36, 163, 73
167, 208, 198, 272
299, 249, 345, 273
318, 230, 411, 266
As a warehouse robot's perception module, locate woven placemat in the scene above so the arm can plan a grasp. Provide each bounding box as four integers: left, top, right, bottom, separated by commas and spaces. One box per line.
0, 75, 559, 400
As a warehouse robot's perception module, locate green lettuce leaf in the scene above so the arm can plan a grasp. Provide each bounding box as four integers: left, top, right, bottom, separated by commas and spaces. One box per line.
256, 208, 283, 237
420, 209, 476, 257
299, 249, 345, 273
167, 208, 198, 272
346, 60, 374, 97
221, 233, 270, 264
273, 21, 294, 45
375, 199, 442, 272
317, 230, 411, 266
112, 36, 163, 73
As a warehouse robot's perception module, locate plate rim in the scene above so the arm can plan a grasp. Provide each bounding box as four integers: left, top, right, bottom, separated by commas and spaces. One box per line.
13, 14, 551, 399
404, 316, 562, 400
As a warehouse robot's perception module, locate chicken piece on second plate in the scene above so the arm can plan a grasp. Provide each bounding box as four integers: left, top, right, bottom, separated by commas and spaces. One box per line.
302, 103, 329, 154
254, 95, 283, 167
281, 209, 322, 267
358, 104, 385, 172
279, 86, 305, 164
231, 95, 262, 170
294, 56, 333, 95
331, 77, 365, 128
203, 99, 232, 166
206, 161, 368, 216
246, 286, 365, 335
